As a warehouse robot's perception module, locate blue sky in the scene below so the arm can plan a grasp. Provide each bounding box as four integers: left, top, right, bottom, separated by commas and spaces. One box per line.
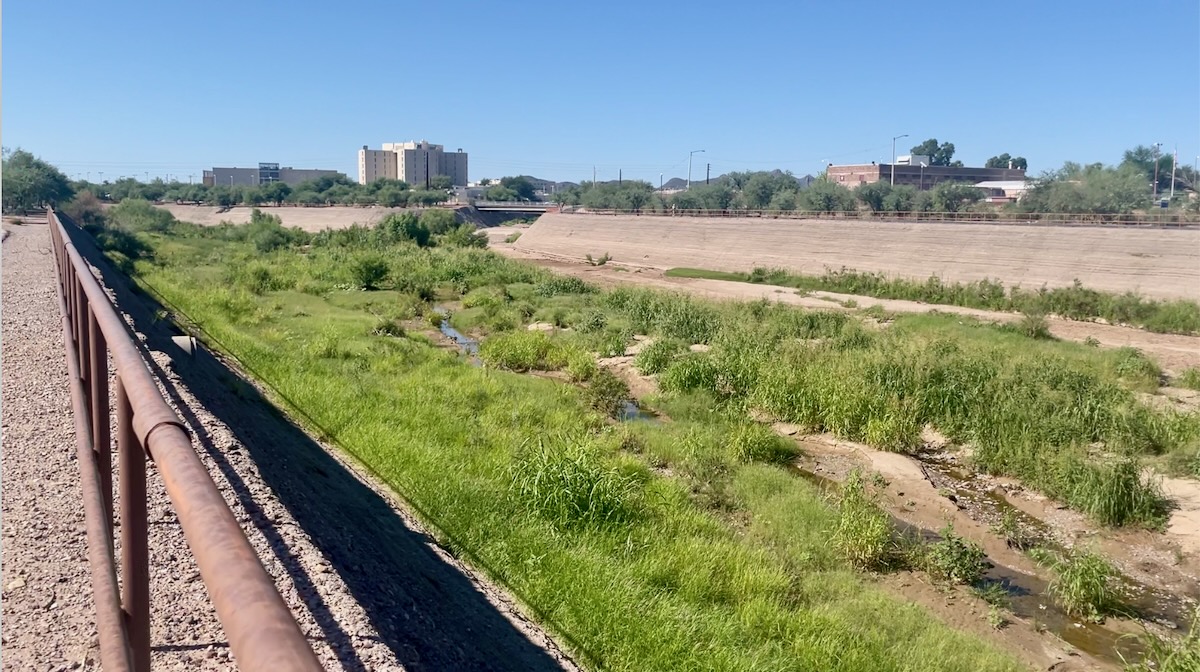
4, 0, 1198, 185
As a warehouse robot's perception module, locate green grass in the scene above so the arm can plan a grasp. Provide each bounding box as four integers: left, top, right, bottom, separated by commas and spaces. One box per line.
1033, 547, 1120, 623
664, 266, 1200, 336
1176, 368, 1200, 391
91, 208, 1200, 669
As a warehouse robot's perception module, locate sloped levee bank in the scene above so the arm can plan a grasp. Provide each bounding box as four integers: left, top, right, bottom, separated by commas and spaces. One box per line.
513, 213, 1200, 301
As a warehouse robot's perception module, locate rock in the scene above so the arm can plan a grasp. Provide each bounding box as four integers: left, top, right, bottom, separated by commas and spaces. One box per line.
526, 322, 555, 332
6, 578, 26, 591
688, 344, 711, 353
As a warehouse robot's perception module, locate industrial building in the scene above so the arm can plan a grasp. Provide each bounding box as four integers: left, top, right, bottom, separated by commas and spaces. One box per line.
202, 163, 343, 188
357, 141, 468, 187
826, 156, 1026, 191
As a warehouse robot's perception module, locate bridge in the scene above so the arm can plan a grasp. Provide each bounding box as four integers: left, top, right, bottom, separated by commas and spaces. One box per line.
472, 200, 560, 213
1, 211, 575, 671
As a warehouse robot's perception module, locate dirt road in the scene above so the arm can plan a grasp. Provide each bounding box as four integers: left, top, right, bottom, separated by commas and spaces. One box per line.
514, 213, 1200, 301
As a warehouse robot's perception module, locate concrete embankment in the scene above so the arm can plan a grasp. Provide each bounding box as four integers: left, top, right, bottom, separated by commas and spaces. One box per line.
514, 213, 1200, 301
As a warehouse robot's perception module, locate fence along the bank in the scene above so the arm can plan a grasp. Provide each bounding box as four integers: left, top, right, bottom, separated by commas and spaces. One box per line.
49, 208, 323, 672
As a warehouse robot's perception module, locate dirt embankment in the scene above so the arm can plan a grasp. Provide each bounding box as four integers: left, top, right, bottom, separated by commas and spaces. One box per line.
152, 204, 529, 232
514, 213, 1200, 301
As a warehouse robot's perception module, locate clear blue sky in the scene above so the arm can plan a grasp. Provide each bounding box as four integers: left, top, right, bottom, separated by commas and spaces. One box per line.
5, 0, 1198, 185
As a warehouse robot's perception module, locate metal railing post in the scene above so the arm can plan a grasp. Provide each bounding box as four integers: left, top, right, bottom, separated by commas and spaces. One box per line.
117, 377, 151, 672
89, 308, 114, 526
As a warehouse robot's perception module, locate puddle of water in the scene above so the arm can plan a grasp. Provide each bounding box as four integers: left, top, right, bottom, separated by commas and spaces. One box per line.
786, 461, 1175, 666
432, 307, 480, 363
618, 400, 659, 423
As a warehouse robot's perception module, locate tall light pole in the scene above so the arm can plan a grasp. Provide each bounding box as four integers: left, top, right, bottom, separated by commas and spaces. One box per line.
1152, 142, 1162, 200
659, 173, 663, 191
687, 149, 705, 191
891, 134, 908, 186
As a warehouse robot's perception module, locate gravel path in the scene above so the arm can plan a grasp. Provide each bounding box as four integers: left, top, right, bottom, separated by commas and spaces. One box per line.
3, 219, 578, 671
2, 218, 100, 669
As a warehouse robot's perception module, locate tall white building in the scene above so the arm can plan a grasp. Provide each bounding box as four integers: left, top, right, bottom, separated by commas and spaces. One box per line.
357, 141, 468, 186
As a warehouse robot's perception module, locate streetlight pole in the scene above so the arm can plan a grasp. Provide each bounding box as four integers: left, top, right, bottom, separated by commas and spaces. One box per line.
687, 149, 705, 191
660, 173, 663, 191
891, 134, 908, 186
1152, 142, 1162, 201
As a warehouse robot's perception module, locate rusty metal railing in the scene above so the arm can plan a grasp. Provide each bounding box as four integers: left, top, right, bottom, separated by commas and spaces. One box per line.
49, 209, 323, 672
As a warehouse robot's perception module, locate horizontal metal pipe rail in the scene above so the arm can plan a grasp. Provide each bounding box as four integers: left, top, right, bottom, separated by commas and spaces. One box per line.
49, 209, 322, 671
557, 206, 1200, 228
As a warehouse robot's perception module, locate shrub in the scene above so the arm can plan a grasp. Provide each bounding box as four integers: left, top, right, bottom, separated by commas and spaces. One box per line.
504, 232, 522, 243
371, 318, 405, 337
1176, 368, 1200, 391
583, 369, 631, 418
833, 471, 893, 571
726, 423, 794, 464
350, 254, 390, 290
574, 308, 608, 334
1121, 607, 1200, 671
660, 354, 719, 395
510, 438, 640, 528
634, 338, 686, 375
923, 525, 987, 584
440, 224, 488, 248
420, 208, 458, 235
534, 276, 595, 297
479, 331, 555, 371
1016, 312, 1053, 340
1038, 547, 1118, 622
106, 198, 176, 232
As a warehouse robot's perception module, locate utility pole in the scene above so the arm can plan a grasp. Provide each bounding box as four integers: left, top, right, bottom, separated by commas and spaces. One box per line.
706, 163, 710, 185
659, 173, 663, 190
593, 166, 596, 187
1169, 145, 1178, 200
424, 152, 430, 190
619, 169, 622, 186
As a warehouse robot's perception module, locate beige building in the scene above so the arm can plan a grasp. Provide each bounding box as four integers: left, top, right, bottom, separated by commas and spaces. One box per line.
357, 141, 468, 186
825, 161, 1026, 191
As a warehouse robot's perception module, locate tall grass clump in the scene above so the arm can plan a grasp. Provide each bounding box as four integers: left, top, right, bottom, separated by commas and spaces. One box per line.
1176, 368, 1200, 391
583, 369, 631, 417
509, 438, 640, 528
634, 338, 687, 375
1035, 547, 1119, 622
923, 525, 987, 585
1120, 607, 1200, 672
833, 471, 894, 571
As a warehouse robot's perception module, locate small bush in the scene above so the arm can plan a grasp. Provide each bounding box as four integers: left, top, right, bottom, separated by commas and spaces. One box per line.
1017, 312, 1053, 340
1121, 606, 1200, 672
633, 338, 686, 375
833, 471, 894, 571
586, 252, 612, 266
504, 231, 522, 243
659, 354, 719, 395
350, 254, 390, 290
1174, 368, 1200, 391
1084, 336, 1101, 348
726, 423, 794, 464
534, 276, 595, 297
1039, 547, 1118, 622
924, 525, 987, 585
510, 438, 639, 528
372, 318, 405, 337
574, 308, 608, 333
583, 369, 631, 418
479, 331, 555, 371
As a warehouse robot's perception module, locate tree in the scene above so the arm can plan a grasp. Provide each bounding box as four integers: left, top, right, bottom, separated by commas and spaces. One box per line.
261, 181, 292, 205
2, 149, 74, 213
882, 185, 917, 212
985, 153, 1028, 170
768, 189, 799, 211
799, 180, 856, 213
420, 208, 458, 235
428, 175, 453, 191
499, 176, 537, 201
910, 139, 958, 167
854, 181, 893, 212
485, 185, 518, 201
930, 182, 984, 212
479, 178, 492, 186
1120, 145, 1174, 194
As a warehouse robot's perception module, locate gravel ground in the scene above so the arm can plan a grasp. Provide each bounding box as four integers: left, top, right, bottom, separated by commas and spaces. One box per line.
3, 219, 578, 671
2, 218, 101, 670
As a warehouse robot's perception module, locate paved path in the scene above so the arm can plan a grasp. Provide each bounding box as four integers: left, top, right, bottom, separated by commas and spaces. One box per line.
2, 219, 576, 671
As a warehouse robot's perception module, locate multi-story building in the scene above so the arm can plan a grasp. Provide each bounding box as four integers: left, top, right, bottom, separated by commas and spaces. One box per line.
357, 141, 468, 186
202, 163, 343, 187
826, 159, 1025, 191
